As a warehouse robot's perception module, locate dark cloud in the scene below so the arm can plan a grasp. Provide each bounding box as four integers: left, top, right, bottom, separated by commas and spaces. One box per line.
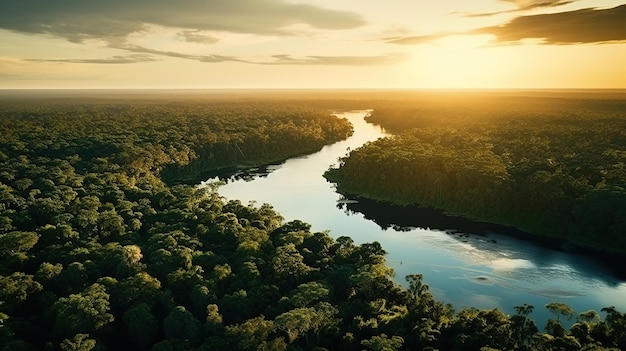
500, 0, 573, 11
0, 1, 415, 68
263, 53, 409, 65
109, 44, 245, 63
24, 54, 157, 64
21, 43, 407, 67
387, 4, 626, 46
100, 44, 408, 66
178, 31, 220, 44
463, 0, 574, 17
0, 0, 365, 42
474, 4, 626, 44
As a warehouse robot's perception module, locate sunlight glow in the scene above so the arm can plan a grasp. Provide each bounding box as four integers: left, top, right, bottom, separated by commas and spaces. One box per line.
408, 34, 515, 88
0, 1, 624, 88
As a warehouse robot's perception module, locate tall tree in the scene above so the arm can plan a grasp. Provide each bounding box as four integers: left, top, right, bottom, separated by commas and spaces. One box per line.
52, 283, 114, 339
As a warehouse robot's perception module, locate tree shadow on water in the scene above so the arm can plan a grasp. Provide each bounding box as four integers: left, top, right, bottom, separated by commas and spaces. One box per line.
338, 195, 626, 283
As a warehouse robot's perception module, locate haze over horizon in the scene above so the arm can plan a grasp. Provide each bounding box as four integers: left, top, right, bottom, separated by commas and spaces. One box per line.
1, 0, 625, 90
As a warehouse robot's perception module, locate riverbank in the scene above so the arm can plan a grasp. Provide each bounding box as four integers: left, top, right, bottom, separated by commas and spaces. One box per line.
325, 96, 626, 257
216, 109, 626, 332
335, 193, 626, 279
161, 148, 325, 186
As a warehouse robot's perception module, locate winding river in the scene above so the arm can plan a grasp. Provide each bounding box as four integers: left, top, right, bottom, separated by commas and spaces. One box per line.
205, 110, 626, 327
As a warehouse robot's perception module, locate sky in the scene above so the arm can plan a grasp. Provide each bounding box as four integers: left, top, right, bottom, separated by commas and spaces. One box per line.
0, 0, 625, 89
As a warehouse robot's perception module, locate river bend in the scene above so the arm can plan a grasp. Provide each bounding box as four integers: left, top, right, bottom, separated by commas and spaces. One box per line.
205, 110, 626, 326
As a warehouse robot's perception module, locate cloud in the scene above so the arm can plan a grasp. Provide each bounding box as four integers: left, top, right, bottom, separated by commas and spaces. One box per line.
474, 4, 626, 44
0, 0, 365, 43
100, 43, 408, 66
387, 4, 626, 46
385, 33, 454, 45
462, 0, 575, 17
0, 1, 412, 68
18, 43, 408, 67
500, 0, 573, 11
0, 57, 104, 82
24, 54, 157, 64
109, 44, 245, 63
263, 53, 410, 66
178, 30, 220, 44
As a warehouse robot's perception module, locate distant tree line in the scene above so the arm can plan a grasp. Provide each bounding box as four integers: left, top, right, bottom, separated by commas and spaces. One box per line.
326, 94, 626, 254
0, 94, 625, 350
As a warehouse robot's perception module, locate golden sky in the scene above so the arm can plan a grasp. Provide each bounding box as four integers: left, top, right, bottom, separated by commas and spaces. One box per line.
0, 0, 625, 89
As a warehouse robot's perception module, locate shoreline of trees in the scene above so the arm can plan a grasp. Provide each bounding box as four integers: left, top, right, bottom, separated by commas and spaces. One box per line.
325, 94, 626, 256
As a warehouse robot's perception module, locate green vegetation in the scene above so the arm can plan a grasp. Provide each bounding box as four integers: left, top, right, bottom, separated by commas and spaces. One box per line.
325, 93, 626, 254
1, 91, 625, 350
0, 96, 353, 185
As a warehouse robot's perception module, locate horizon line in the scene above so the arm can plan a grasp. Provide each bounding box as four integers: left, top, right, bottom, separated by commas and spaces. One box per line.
2, 87, 626, 92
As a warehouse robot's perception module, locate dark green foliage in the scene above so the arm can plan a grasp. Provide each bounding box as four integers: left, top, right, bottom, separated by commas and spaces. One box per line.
164, 306, 202, 344
0, 92, 624, 350
123, 303, 158, 349
224, 316, 273, 350
52, 283, 114, 339
361, 333, 404, 351
59, 334, 97, 351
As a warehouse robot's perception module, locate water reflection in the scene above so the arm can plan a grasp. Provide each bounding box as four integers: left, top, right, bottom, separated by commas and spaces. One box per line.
339, 196, 625, 286
209, 164, 281, 183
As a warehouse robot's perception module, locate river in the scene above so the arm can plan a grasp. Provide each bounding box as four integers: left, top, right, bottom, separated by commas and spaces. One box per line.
205, 110, 626, 327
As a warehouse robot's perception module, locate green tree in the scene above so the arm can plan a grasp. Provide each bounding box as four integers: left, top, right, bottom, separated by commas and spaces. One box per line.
0, 231, 38, 256
59, 334, 96, 351
163, 306, 202, 345
190, 284, 216, 319
205, 303, 222, 323
123, 303, 157, 349
53, 283, 114, 338
511, 304, 538, 350
361, 334, 404, 351
219, 289, 253, 324
58, 262, 89, 293
225, 316, 274, 351
271, 244, 316, 287
285, 281, 330, 308
117, 244, 144, 277
0, 231, 39, 267
213, 263, 232, 280
546, 302, 575, 322
273, 307, 316, 343
273, 302, 337, 345
116, 272, 162, 308
601, 306, 626, 349
0, 272, 42, 303
406, 274, 429, 299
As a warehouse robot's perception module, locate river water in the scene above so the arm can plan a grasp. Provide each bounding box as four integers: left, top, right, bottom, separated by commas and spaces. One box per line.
205, 110, 626, 327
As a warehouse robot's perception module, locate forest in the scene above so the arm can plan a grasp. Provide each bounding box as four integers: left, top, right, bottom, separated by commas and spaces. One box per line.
1, 91, 625, 350
325, 93, 626, 255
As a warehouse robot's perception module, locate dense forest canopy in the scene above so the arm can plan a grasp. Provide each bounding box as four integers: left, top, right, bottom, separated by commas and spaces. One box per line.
1, 91, 625, 350
0, 96, 353, 185
325, 93, 626, 254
